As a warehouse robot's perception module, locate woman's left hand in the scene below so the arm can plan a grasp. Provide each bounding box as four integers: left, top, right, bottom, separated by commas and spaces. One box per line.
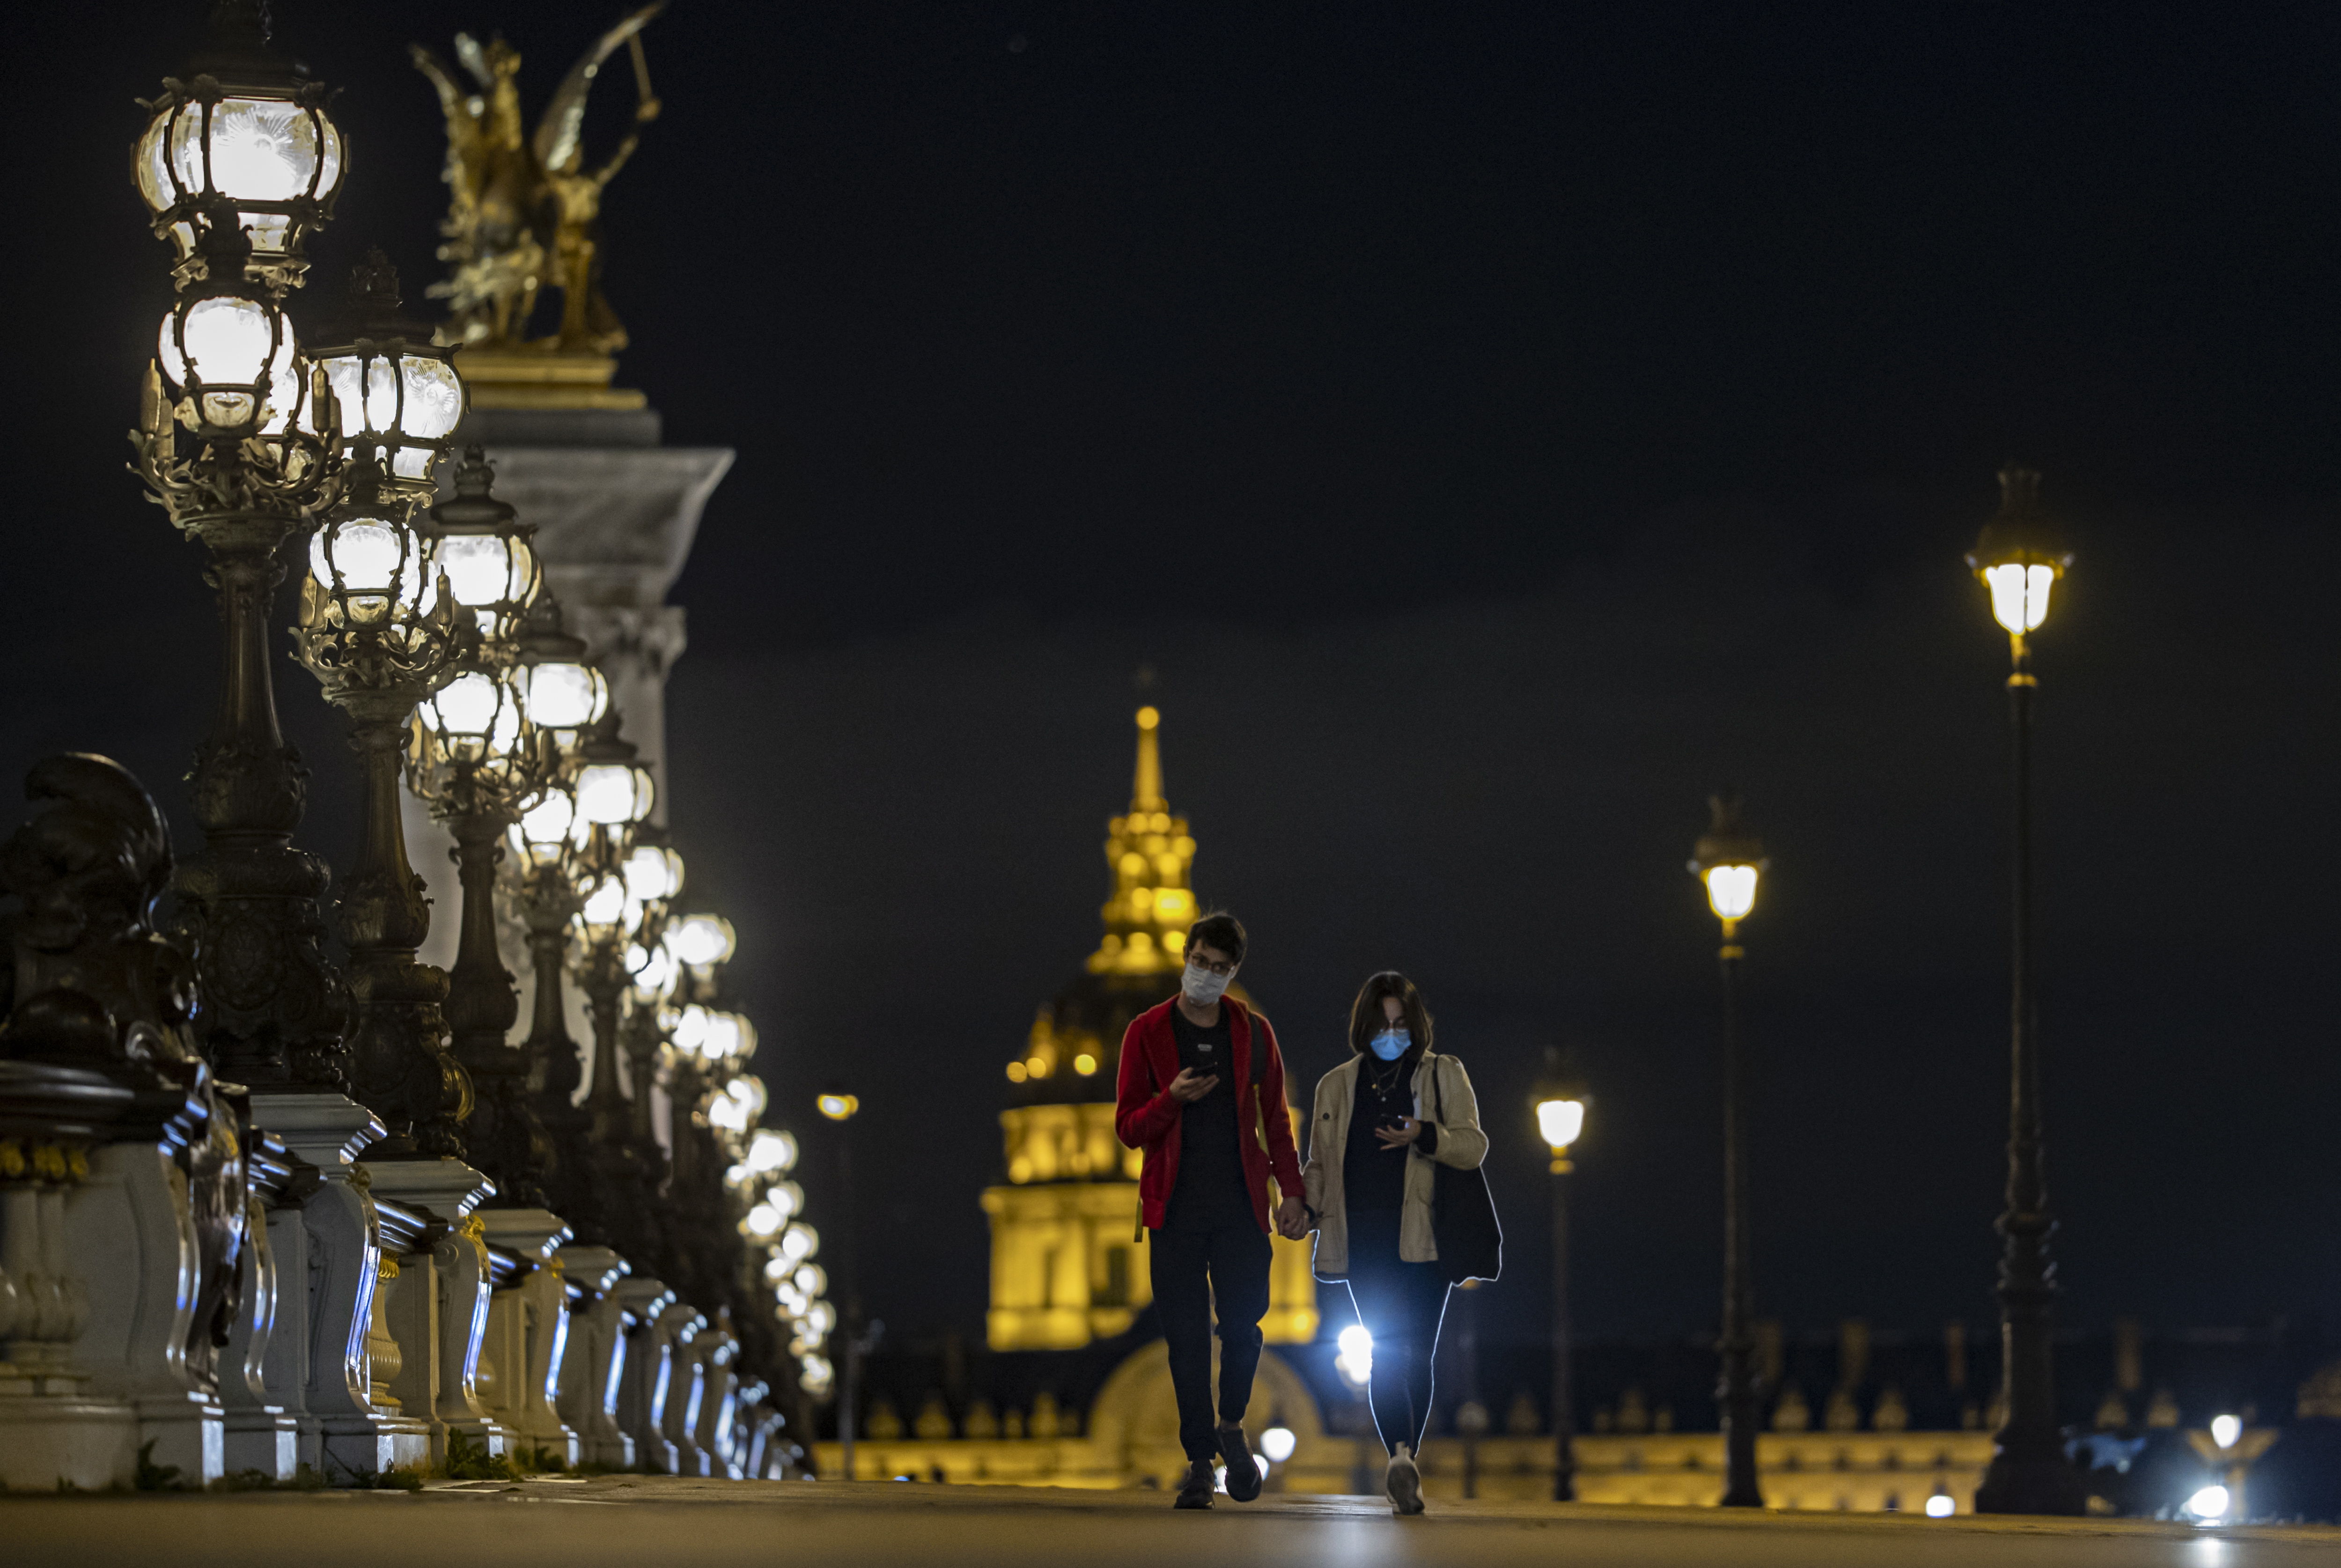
1373, 1116, 1423, 1149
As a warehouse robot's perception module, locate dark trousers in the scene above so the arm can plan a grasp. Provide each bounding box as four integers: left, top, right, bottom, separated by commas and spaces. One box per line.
1150, 1222, 1273, 1464
1342, 1209, 1452, 1456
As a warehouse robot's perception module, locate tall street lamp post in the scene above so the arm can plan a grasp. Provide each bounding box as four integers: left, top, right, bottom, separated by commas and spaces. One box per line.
292, 435, 472, 1158
1692, 795, 1766, 1509
403, 448, 556, 1201
131, 5, 352, 1090
817, 1086, 864, 1479
1967, 468, 2088, 1517
1533, 1053, 1588, 1501
292, 249, 471, 1157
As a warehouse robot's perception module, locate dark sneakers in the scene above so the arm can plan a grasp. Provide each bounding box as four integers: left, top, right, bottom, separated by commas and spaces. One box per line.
1174, 1458, 1217, 1509
1218, 1423, 1263, 1502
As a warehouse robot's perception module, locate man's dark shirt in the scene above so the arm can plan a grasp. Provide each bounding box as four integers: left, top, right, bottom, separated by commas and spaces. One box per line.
1345, 1045, 1432, 1215
1164, 1003, 1252, 1230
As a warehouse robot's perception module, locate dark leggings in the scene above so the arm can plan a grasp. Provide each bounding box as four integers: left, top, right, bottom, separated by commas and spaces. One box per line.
1342, 1209, 1451, 1456
1150, 1223, 1273, 1464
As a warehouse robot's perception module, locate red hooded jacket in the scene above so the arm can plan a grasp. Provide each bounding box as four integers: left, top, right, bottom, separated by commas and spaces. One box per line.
1114, 995, 1304, 1235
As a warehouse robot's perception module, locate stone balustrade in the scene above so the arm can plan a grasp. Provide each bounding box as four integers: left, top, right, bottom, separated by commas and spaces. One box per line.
0, 754, 801, 1492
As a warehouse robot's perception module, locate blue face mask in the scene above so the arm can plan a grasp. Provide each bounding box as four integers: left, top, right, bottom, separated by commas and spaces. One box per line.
1368, 1029, 1410, 1062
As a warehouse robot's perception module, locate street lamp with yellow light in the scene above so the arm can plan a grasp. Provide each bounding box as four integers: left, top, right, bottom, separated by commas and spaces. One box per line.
1690, 792, 1767, 1509
133, 0, 348, 287
1966, 468, 2088, 1517
1531, 1048, 1590, 1499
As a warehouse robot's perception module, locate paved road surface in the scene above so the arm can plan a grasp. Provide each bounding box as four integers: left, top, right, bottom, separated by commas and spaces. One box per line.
9, 1476, 2340, 1566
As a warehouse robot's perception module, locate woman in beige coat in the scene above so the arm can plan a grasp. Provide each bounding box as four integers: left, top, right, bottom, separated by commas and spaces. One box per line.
1295, 971, 1487, 1514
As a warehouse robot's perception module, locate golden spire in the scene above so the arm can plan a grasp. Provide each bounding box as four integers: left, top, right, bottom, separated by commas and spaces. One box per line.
1132, 704, 1165, 812
1087, 707, 1196, 975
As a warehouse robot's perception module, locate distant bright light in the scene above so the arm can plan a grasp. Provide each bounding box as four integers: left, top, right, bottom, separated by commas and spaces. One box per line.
2210, 1414, 2242, 1450
817, 1092, 860, 1121
1983, 561, 2058, 634
2186, 1484, 2231, 1522
1703, 863, 1759, 921
1336, 1325, 1374, 1390
1924, 1494, 1956, 1519
1259, 1426, 1296, 1464
1536, 1098, 1585, 1152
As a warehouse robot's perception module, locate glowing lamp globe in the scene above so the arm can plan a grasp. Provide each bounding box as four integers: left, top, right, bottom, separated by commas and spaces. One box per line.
306, 502, 436, 631
155, 219, 303, 442
575, 871, 633, 939
778, 1222, 819, 1263
747, 1127, 798, 1175
710, 1074, 767, 1134
310, 254, 464, 491
576, 760, 655, 828
626, 941, 681, 1004
1259, 1426, 1297, 1464
427, 448, 539, 642
817, 1091, 860, 1122
510, 786, 577, 868
1689, 794, 1767, 932
1536, 1097, 1586, 1155
416, 669, 521, 760
133, 10, 346, 283
1966, 467, 2073, 638
511, 599, 607, 735
622, 841, 685, 905
670, 913, 737, 970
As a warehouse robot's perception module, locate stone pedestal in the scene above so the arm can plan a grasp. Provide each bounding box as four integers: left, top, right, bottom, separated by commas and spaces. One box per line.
364, 1156, 512, 1461
69, 1140, 225, 1486
690, 1319, 739, 1478
613, 1276, 679, 1472
654, 1299, 710, 1476
478, 1208, 577, 1462
249, 1091, 429, 1477
0, 1087, 138, 1490
218, 1189, 298, 1479
556, 1244, 633, 1468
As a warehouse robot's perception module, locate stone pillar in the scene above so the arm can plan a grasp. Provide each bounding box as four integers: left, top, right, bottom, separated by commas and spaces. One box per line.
363, 1156, 512, 1461
0, 1065, 139, 1491
479, 1209, 577, 1462
247, 1091, 430, 1476
556, 1244, 633, 1468
655, 1299, 709, 1476
613, 1276, 679, 1472
218, 1187, 298, 1479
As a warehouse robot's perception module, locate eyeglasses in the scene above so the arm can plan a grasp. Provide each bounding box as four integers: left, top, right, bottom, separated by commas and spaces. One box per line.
1187, 954, 1238, 977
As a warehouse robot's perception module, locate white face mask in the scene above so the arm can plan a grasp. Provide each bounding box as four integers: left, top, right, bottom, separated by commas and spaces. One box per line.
1181, 962, 1232, 1007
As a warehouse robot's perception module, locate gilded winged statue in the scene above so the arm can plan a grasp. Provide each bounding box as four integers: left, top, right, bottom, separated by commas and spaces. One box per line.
412, 3, 665, 354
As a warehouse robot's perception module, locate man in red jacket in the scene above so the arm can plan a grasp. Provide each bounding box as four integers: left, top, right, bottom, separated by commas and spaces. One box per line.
1115, 912, 1307, 1509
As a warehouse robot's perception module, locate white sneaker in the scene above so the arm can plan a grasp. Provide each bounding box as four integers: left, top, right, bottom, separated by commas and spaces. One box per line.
1385, 1443, 1424, 1515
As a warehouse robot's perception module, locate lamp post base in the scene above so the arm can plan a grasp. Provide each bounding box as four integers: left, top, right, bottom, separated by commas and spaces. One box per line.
1974, 1434, 2088, 1516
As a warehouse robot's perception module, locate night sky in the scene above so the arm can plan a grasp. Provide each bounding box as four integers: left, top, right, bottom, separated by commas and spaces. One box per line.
10, 3, 2340, 1359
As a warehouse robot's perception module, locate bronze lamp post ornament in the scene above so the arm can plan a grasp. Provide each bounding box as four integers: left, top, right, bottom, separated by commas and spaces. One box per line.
131, 33, 353, 1092
293, 450, 471, 1156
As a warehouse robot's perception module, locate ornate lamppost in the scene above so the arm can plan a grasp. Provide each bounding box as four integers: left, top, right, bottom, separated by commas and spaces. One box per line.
504, 607, 613, 1209
563, 719, 660, 1251
1967, 468, 2088, 1517
292, 448, 468, 1156
130, 4, 351, 1089
816, 1084, 865, 1479
1691, 795, 1766, 1509
402, 449, 559, 1202
290, 246, 472, 1157
1532, 1053, 1588, 1501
